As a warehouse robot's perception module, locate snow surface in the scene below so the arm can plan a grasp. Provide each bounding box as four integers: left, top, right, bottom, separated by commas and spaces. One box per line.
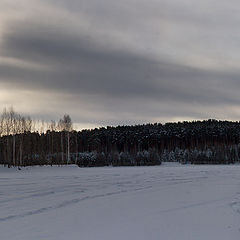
0, 163, 240, 240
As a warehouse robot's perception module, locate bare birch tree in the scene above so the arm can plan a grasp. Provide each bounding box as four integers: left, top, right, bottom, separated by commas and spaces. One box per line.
58, 115, 72, 164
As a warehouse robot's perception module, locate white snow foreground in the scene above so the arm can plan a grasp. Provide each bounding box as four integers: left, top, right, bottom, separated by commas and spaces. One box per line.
0, 163, 240, 240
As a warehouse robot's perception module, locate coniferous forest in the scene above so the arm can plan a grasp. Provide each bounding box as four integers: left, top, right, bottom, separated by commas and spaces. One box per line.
1, 107, 240, 167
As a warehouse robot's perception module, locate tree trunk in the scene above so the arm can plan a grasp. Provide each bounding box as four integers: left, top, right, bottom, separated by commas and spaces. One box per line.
13, 135, 15, 166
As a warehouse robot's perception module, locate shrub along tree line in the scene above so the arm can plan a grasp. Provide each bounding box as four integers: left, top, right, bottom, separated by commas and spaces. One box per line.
1, 107, 240, 167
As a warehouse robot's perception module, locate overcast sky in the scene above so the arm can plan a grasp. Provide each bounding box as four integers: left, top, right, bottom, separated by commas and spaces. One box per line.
1, 0, 240, 129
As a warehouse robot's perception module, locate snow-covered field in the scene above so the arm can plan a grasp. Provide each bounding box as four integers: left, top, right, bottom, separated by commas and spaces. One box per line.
0, 163, 240, 240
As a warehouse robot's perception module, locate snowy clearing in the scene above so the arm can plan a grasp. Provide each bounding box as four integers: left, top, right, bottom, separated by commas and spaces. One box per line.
0, 163, 240, 240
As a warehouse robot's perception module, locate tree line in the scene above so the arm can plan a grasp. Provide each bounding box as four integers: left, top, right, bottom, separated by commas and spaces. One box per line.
1, 107, 240, 167
0, 107, 73, 167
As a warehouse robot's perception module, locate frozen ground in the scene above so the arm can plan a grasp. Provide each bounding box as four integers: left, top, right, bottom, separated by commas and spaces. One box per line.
0, 163, 240, 240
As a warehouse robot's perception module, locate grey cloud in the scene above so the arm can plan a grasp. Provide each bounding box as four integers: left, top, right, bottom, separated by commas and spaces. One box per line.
1, 0, 240, 127
1, 19, 240, 106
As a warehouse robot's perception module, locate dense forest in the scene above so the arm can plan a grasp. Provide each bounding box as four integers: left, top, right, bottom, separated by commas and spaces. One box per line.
0, 107, 240, 167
